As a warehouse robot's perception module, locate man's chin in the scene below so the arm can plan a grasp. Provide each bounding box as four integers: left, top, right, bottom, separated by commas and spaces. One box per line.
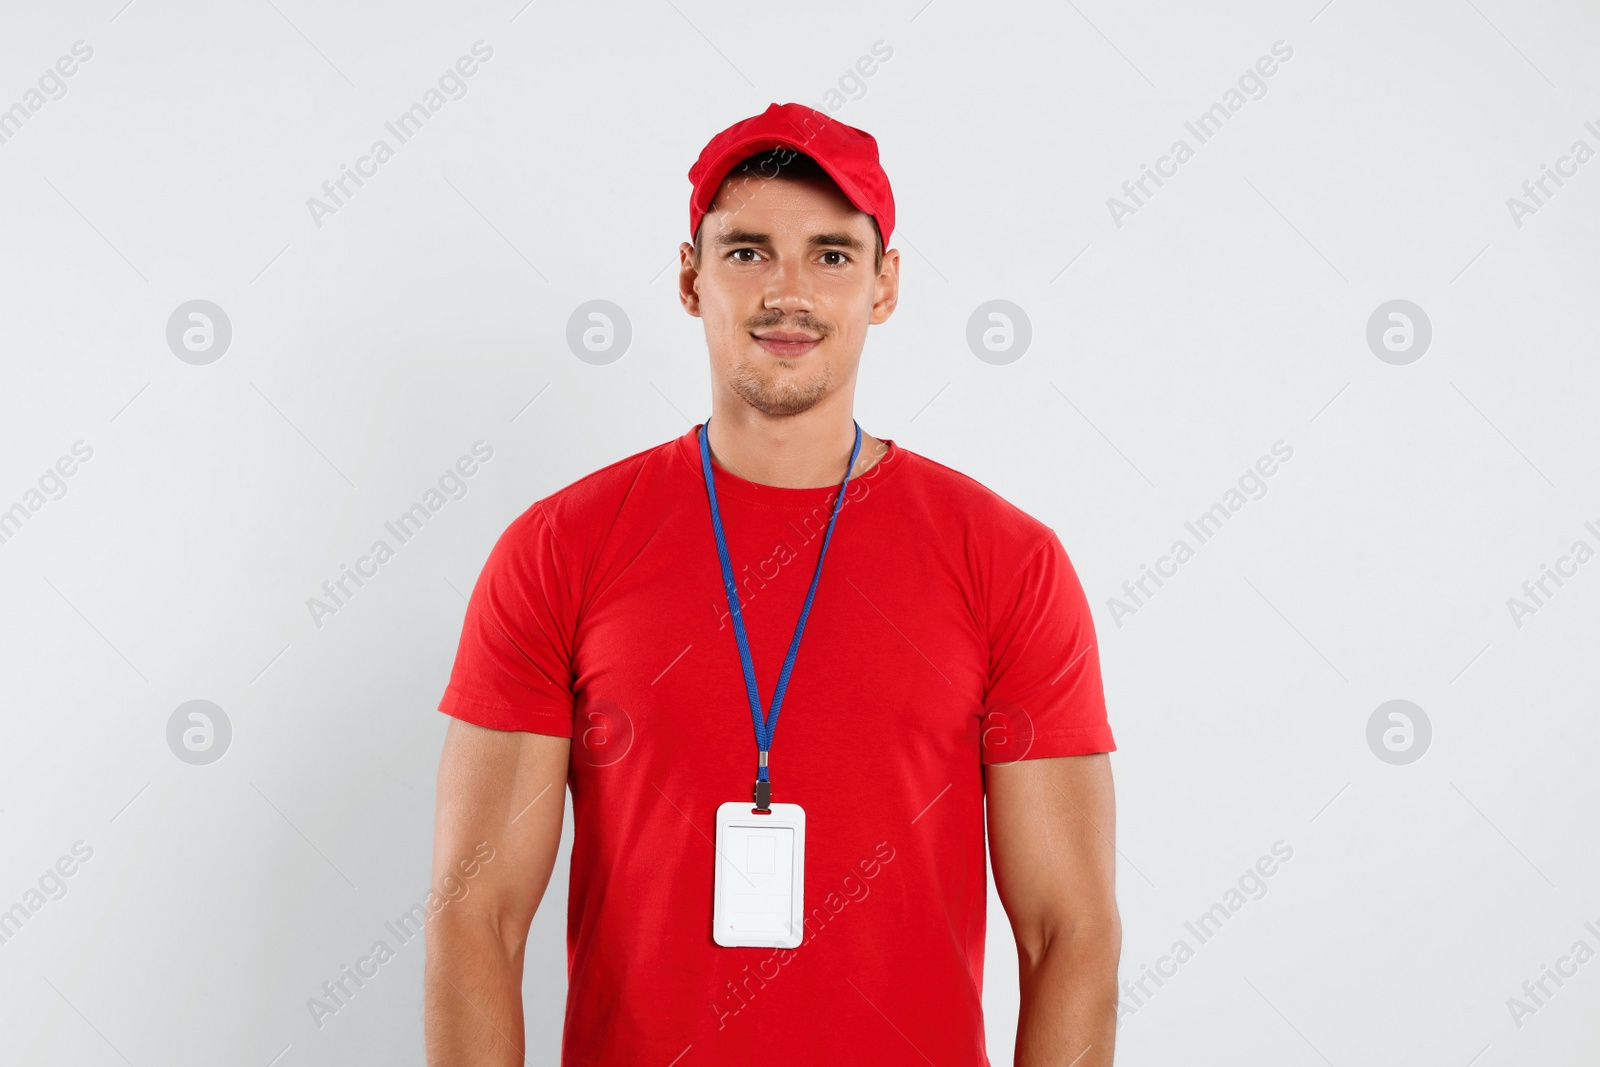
731, 378, 827, 417
725, 351, 835, 416
735, 389, 822, 417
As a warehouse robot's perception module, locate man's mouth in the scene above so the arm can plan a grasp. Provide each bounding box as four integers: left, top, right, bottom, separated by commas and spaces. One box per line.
752, 330, 822, 358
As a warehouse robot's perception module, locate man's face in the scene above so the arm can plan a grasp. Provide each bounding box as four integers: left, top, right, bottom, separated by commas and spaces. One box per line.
679, 175, 899, 418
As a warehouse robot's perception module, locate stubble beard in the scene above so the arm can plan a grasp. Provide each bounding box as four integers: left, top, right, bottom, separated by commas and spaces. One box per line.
729, 356, 834, 417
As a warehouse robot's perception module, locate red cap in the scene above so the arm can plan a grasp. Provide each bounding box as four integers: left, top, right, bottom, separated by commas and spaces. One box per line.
688, 102, 894, 249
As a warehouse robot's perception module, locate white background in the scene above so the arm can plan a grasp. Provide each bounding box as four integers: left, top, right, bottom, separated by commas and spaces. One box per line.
1, 0, 1597, 1064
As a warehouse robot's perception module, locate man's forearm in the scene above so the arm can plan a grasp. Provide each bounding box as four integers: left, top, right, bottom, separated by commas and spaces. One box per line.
1014, 923, 1120, 1067
425, 914, 527, 1067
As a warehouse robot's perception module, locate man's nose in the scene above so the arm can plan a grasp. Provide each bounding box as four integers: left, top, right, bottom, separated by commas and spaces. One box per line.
763, 257, 814, 314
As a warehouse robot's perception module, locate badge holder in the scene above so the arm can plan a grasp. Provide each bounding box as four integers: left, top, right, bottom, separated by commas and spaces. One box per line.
712, 801, 806, 948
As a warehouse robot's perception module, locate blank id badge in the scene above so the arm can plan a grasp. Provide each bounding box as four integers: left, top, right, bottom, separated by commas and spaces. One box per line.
712, 802, 805, 948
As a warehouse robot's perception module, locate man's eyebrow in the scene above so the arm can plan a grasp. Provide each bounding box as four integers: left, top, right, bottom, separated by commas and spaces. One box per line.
713, 229, 770, 248
808, 232, 866, 251
713, 229, 867, 251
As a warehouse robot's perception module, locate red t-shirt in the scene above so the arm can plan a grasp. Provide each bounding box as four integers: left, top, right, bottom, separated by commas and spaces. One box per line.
438, 424, 1114, 1066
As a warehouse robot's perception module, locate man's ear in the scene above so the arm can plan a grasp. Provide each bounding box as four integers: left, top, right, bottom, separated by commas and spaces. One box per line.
869, 247, 900, 325
678, 240, 702, 317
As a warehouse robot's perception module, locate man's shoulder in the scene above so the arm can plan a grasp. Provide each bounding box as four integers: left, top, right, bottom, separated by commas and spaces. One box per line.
499, 432, 689, 546
547, 434, 684, 509
893, 444, 1057, 547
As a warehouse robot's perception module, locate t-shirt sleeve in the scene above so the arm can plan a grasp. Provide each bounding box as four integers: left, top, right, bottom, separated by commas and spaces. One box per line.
981, 531, 1115, 763
437, 502, 577, 737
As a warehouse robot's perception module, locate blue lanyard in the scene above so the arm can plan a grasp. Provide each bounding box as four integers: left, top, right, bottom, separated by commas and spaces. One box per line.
699, 419, 863, 810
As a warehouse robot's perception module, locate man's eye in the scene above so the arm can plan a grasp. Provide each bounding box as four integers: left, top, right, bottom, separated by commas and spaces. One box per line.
729, 249, 762, 263
819, 251, 849, 266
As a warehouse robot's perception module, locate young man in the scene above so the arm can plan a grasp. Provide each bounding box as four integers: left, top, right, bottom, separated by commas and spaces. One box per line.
426, 103, 1120, 1066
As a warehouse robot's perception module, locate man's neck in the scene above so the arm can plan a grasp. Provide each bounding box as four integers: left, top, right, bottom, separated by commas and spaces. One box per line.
705, 398, 887, 489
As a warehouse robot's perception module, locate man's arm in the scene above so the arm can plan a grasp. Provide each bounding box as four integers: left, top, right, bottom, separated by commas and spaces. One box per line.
425, 718, 570, 1066
987, 752, 1120, 1067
